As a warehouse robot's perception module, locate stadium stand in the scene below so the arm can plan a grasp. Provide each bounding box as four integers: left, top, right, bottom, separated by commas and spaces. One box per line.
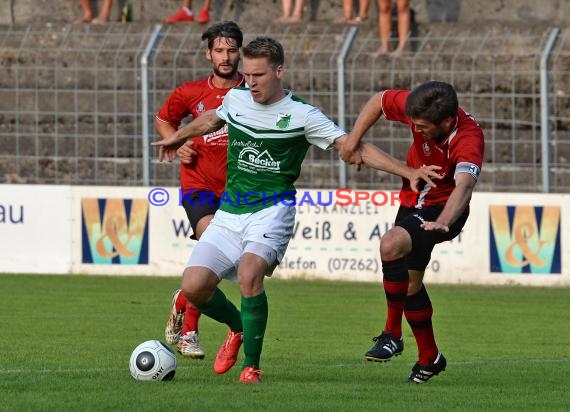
0, 0, 569, 192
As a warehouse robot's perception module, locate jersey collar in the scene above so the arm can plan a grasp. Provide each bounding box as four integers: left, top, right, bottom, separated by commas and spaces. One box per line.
207, 72, 245, 90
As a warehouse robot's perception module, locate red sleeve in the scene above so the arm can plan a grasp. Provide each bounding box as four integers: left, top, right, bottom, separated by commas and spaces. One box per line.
451, 112, 485, 169
156, 83, 193, 128
381, 90, 410, 124
453, 133, 484, 169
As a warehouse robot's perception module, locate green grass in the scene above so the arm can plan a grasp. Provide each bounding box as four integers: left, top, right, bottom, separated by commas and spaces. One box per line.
0, 274, 569, 411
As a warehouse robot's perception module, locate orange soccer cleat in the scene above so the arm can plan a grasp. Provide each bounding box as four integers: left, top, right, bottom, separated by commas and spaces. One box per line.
239, 366, 263, 383
213, 330, 243, 374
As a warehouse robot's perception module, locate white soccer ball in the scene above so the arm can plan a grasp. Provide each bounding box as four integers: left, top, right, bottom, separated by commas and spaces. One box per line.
129, 340, 177, 381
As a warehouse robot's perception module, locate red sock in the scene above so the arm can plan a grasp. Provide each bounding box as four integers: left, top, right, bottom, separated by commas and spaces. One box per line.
404, 285, 439, 365
382, 258, 408, 338
174, 291, 187, 312
181, 301, 202, 335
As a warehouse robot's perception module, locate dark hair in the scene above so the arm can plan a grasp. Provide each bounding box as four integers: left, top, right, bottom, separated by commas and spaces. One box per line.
242, 36, 284, 67
201, 21, 243, 49
405, 81, 459, 124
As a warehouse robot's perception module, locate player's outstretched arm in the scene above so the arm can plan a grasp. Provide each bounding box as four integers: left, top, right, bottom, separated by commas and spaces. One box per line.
359, 142, 442, 191
154, 117, 182, 162
333, 134, 361, 165
338, 92, 384, 162
421, 172, 477, 233
152, 109, 225, 161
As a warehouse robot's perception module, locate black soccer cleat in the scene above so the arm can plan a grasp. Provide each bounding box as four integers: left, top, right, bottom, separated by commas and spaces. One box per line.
407, 352, 447, 384
365, 331, 404, 362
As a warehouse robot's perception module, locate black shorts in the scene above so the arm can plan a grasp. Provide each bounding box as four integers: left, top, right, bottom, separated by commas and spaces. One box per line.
180, 190, 221, 240
395, 205, 468, 271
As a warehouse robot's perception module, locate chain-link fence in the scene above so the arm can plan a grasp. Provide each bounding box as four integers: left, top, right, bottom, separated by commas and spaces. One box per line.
0, 23, 568, 192
344, 26, 570, 192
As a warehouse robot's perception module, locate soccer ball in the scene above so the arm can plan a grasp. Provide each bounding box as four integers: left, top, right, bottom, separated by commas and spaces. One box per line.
129, 340, 177, 381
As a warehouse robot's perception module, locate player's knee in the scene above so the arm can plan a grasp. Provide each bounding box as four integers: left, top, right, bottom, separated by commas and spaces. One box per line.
181, 267, 217, 306
380, 236, 404, 260
407, 280, 422, 295
237, 272, 264, 297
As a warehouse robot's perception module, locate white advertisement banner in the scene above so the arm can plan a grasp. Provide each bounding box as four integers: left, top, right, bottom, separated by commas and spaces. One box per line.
0, 184, 71, 274
274, 191, 569, 286
3, 184, 568, 286
273, 189, 478, 284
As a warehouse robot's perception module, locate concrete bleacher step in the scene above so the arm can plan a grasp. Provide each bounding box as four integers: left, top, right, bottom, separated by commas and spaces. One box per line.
0, 21, 568, 191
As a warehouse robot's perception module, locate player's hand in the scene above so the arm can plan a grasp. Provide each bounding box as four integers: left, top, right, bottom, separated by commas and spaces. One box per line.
158, 147, 177, 162
420, 221, 449, 233
408, 165, 442, 192
152, 134, 185, 162
177, 140, 197, 164
337, 135, 362, 164
341, 146, 363, 166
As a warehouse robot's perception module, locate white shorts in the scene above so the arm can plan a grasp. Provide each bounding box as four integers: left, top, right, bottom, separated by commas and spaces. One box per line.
186, 203, 296, 279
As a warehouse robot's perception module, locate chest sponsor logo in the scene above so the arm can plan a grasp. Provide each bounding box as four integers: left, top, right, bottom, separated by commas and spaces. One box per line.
237, 147, 281, 173
203, 124, 229, 143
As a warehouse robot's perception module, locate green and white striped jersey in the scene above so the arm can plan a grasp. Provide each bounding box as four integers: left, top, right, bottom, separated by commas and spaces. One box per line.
215, 87, 345, 214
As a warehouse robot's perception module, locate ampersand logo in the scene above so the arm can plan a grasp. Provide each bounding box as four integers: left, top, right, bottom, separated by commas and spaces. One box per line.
489, 205, 561, 274
504, 222, 548, 267
81, 198, 149, 264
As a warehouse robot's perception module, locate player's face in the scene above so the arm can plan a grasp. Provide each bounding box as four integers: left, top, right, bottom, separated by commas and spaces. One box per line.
412, 116, 454, 140
206, 37, 240, 79
242, 57, 284, 105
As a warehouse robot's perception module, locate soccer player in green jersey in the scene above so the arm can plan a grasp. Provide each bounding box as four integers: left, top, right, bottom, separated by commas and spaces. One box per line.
153, 35, 438, 383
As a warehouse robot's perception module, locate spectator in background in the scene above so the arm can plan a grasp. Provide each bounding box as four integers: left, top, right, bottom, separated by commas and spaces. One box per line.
274, 0, 305, 24
335, 0, 370, 24
75, 0, 114, 25
165, 0, 211, 24
376, 0, 410, 58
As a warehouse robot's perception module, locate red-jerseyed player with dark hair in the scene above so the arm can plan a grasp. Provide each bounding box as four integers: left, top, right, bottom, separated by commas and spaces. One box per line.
154, 21, 245, 367
340, 81, 484, 383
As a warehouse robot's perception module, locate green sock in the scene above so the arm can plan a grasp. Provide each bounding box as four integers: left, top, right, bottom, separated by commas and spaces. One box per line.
195, 288, 242, 332
241, 291, 268, 370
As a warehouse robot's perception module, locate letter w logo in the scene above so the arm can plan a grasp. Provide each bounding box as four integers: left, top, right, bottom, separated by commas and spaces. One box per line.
489, 205, 561, 274
81, 198, 149, 264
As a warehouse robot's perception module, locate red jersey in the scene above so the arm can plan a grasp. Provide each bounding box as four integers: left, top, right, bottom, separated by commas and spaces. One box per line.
156, 73, 245, 196
381, 89, 484, 208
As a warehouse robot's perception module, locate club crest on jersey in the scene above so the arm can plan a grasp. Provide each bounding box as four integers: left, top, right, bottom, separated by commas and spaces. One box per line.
196, 101, 206, 114
423, 142, 431, 156
276, 113, 291, 129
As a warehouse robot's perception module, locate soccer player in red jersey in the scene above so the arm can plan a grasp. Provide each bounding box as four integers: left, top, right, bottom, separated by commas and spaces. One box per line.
155, 21, 245, 362
340, 81, 484, 383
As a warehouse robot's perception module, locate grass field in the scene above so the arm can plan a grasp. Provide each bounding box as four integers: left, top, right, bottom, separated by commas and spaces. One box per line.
1, 274, 569, 411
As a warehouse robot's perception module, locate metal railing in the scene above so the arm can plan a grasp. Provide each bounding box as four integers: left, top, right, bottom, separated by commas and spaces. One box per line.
0, 23, 568, 192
